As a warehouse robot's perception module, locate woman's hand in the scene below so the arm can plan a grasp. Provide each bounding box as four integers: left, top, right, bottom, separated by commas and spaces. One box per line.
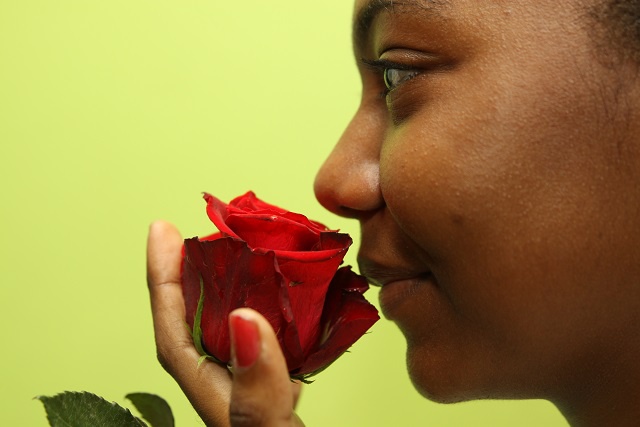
146, 221, 303, 426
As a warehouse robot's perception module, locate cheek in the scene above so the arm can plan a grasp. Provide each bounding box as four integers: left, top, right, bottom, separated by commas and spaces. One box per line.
378, 67, 626, 339
378, 104, 504, 262
379, 45, 625, 271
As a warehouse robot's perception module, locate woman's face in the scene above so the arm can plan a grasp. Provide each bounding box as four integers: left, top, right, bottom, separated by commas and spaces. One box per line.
315, 0, 640, 409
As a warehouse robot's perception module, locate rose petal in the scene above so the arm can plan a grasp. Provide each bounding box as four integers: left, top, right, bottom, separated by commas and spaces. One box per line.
205, 192, 340, 252
230, 191, 286, 213
232, 209, 331, 234
317, 231, 352, 251
182, 236, 304, 365
278, 253, 347, 354
225, 214, 322, 251
203, 193, 239, 239
277, 211, 330, 233
294, 267, 380, 376
274, 233, 353, 353
181, 232, 224, 327
270, 232, 350, 262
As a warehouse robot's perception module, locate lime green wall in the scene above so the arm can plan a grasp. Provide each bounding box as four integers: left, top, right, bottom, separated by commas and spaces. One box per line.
0, 1, 567, 425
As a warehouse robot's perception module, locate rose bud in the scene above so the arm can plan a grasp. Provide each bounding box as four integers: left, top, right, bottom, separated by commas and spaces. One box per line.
181, 192, 379, 382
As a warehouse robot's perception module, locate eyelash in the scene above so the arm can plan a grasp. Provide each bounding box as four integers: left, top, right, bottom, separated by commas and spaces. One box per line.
361, 58, 420, 98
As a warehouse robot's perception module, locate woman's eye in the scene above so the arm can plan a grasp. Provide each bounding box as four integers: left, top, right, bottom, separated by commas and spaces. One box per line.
383, 68, 420, 91
360, 58, 422, 97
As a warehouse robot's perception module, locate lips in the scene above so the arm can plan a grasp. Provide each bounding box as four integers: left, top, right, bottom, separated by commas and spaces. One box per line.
358, 257, 436, 318
380, 274, 438, 316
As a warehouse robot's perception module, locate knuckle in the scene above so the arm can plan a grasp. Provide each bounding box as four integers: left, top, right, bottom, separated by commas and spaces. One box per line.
155, 339, 193, 375
229, 400, 295, 427
229, 400, 266, 427
156, 348, 172, 373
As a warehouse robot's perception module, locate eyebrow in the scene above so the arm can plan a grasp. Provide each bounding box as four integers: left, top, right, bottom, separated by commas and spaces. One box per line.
354, 0, 394, 50
353, 0, 447, 53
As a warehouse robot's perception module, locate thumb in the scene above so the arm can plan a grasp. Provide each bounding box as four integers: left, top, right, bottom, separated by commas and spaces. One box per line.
228, 308, 304, 427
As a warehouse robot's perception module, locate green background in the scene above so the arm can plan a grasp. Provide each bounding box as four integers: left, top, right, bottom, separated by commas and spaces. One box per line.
0, 1, 568, 425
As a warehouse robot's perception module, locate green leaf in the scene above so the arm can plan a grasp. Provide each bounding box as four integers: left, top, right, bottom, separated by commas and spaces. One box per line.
36, 391, 147, 427
189, 273, 225, 367
125, 393, 174, 427
192, 273, 207, 356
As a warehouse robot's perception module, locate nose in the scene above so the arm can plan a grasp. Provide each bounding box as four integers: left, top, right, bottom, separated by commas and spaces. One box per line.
314, 102, 386, 219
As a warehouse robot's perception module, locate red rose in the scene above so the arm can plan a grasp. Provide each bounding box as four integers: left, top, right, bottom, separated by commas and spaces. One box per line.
181, 192, 379, 381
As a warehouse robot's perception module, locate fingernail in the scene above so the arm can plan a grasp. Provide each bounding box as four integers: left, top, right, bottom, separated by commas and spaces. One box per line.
230, 312, 261, 369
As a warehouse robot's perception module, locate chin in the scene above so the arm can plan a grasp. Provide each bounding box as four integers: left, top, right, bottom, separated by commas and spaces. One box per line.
408, 367, 477, 404
404, 341, 513, 404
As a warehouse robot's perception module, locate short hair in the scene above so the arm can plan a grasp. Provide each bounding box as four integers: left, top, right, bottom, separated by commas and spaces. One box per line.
594, 0, 640, 62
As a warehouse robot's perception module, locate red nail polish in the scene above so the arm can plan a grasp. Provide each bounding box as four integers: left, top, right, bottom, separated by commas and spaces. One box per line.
230, 313, 260, 369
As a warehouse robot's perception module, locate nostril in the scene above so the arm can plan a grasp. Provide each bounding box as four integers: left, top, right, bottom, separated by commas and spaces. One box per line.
337, 205, 380, 221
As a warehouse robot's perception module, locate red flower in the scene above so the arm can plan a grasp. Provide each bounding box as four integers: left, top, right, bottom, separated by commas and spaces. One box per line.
181, 192, 379, 381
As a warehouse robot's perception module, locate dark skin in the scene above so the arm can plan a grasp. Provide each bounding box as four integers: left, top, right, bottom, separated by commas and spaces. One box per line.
147, 0, 640, 425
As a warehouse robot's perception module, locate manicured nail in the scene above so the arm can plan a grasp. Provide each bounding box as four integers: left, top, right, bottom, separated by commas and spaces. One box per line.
230, 312, 261, 369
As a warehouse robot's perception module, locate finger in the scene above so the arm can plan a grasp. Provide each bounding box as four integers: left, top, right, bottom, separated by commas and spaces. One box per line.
147, 220, 189, 351
228, 308, 304, 427
147, 220, 232, 426
292, 382, 302, 409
